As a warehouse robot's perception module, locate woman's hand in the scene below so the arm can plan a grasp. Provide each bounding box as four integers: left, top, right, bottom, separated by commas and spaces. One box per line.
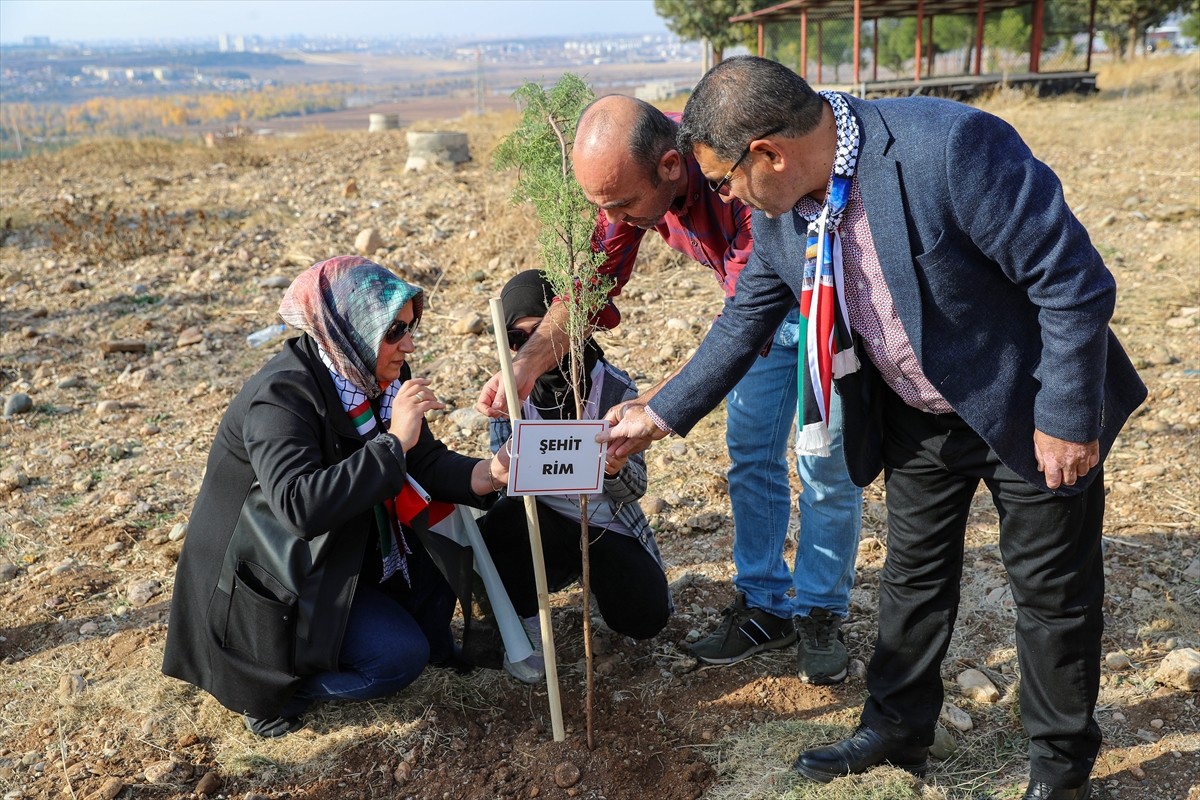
471, 439, 512, 495
388, 378, 445, 452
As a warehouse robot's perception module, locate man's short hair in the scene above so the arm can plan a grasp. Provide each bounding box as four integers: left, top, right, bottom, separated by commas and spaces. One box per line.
678, 56, 824, 160
577, 96, 676, 181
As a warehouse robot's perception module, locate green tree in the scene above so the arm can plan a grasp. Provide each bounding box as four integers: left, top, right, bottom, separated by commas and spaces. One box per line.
1184, 12, 1200, 41
654, 0, 772, 61
1104, 0, 1182, 57
492, 74, 612, 748
877, 18, 918, 75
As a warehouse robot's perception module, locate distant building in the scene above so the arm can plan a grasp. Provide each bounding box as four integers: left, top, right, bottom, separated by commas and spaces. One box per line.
22, 36, 51, 47
635, 80, 676, 102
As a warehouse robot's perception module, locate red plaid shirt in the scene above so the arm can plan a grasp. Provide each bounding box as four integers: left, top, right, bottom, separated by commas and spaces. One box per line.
564, 116, 754, 329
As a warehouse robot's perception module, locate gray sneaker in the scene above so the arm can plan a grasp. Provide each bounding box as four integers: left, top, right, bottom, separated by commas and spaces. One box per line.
690, 592, 797, 665
795, 608, 848, 685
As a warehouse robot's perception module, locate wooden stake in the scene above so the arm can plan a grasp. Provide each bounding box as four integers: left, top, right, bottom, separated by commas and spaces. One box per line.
488, 297, 565, 742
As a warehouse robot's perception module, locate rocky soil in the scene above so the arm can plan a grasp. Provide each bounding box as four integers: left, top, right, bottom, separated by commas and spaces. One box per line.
1, 59, 1198, 800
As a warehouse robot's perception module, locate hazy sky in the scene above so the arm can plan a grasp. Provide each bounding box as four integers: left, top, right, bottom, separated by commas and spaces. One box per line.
0, 0, 671, 43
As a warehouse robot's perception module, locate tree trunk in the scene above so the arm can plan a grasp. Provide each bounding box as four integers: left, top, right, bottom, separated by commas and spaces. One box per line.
714, 45, 724, 64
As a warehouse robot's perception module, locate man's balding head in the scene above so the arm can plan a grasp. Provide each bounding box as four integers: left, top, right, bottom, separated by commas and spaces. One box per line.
572, 95, 686, 230
574, 95, 677, 183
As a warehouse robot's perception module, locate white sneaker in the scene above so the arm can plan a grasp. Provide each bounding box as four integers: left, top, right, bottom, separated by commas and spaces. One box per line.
503, 615, 546, 684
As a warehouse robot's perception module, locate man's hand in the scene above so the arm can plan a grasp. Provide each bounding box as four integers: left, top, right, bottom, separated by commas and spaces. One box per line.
475, 365, 539, 418
1033, 430, 1099, 489
599, 402, 669, 458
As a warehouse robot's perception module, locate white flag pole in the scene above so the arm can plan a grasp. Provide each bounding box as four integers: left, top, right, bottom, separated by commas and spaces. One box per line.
488, 297, 565, 742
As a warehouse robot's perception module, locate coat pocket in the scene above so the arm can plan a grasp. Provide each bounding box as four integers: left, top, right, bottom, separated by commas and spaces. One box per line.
223, 559, 297, 674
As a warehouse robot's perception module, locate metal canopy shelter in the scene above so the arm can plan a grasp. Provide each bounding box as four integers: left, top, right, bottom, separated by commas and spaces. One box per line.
730, 0, 1100, 88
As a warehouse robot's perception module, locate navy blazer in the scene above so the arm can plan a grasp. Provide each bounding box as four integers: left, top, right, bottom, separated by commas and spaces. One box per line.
651, 95, 1146, 496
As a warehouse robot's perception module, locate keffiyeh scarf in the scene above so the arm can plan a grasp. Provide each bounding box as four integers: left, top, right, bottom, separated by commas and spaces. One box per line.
795, 92, 861, 457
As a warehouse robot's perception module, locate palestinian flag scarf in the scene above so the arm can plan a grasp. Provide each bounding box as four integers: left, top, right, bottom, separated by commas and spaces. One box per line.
319, 346, 413, 585
795, 91, 861, 458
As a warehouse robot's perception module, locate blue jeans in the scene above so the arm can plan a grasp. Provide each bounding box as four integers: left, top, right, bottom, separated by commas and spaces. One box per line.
725, 310, 863, 619
283, 581, 437, 716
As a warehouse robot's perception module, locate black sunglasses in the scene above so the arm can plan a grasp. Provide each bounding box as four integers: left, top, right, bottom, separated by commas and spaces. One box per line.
507, 328, 532, 351
706, 124, 785, 195
383, 317, 418, 345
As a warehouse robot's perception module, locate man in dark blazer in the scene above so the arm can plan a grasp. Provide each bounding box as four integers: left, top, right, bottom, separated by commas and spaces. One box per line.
603, 57, 1145, 800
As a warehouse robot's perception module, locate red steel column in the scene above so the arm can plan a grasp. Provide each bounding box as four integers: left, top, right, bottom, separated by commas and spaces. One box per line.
975, 0, 985, 75
758, 22, 765, 57
801, 11, 809, 78
915, 0, 924, 81
873, 17, 880, 81
1030, 0, 1044, 71
853, 0, 862, 84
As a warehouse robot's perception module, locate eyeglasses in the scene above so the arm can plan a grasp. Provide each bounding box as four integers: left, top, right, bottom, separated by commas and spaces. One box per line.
706, 125, 785, 196
506, 328, 531, 351
383, 317, 418, 345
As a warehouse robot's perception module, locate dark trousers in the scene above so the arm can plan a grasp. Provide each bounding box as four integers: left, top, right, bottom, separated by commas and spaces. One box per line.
478, 496, 670, 640
862, 391, 1104, 786
283, 542, 456, 717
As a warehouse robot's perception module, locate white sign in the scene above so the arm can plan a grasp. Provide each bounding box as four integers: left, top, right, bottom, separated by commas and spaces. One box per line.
508, 419, 608, 496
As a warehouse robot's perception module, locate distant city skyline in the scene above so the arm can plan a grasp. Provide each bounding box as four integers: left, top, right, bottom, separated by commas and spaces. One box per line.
0, 0, 672, 44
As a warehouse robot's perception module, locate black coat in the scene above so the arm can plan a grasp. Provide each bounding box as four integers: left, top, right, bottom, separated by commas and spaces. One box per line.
162, 336, 488, 718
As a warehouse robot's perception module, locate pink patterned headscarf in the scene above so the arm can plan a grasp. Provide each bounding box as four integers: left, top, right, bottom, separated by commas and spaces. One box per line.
278, 256, 423, 399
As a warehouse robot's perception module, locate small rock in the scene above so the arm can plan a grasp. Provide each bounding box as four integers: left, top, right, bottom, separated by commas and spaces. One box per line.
127, 579, 162, 608
176, 327, 204, 347
92, 777, 124, 800
643, 496, 669, 514
1129, 765, 1146, 779
168, 523, 188, 542
956, 668, 1000, 703
96, 400, 122, 415
1149, 718, 1164, 730
355, 228, 383, 255
1182, 557, 1200, 581
79, 621, 99, 635
447, 408, 487, 432
666, 318, 689, 331
1105, 652, 1133, 671
343, 178, 359, 199
553, 762, 581, 788
195, 770, 223, 795
1112, 711, 1127, 723
57, 375, 84, 389
0, 563, 18, 582
847, 658, 867, 681
1154, 647, 1200, 690
940, 701, 974, 732
4, 393, 32, 416
929, 725, 957, 760
0, 466, 28, 491
258, 275, 291, 289
57, 673, 86, 704
451, 313, 486, 335
393, 761, 412, 783
144, 759, 191, 784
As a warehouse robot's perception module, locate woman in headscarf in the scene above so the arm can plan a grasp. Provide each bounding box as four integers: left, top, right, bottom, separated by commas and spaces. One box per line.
478, 270, 671, 684
162, 256, 509, 737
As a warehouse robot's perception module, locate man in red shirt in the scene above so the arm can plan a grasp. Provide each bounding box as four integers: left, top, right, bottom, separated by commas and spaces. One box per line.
477, 95, 862, 681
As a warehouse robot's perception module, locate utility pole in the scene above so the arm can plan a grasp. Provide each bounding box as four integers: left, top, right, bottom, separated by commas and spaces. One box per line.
475, 49, 486, 116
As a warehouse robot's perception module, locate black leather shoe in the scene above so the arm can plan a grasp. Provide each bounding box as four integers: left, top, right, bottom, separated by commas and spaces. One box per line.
1022, 780, 1091, 799
793, 725, 929, 783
